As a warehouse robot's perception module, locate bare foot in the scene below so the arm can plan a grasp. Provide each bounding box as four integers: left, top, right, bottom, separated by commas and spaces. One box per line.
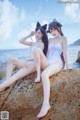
34, 75, 41, 83
37, 104, 51, 118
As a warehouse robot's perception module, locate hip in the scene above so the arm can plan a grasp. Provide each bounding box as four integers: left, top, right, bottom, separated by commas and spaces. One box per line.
48, 59, 63, 66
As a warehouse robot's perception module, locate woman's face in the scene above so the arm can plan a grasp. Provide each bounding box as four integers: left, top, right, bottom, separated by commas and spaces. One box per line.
35, 29, 43, 40
50, 28, 59, 36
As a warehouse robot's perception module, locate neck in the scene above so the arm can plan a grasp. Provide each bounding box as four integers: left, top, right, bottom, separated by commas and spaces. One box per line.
55, 34, 61, 38
36, 39, 42, 42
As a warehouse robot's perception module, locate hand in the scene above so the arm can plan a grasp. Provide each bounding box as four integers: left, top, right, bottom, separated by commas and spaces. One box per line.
66, 66, 75, 70
68, 67, 76, 70
64, 66, 74, 70
29, 31, 35, 37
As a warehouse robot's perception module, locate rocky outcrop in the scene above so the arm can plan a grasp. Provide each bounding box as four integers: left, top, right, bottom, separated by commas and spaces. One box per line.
69, 39, 80, 46
76, 51, 80, 64
0, 70, 6, 80
0, 70, 80, 120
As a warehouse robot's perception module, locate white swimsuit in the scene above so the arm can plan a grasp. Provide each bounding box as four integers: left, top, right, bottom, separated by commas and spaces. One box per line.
30, 41, 41, 55
27, 41, 42, 65
47, 42, 63, 64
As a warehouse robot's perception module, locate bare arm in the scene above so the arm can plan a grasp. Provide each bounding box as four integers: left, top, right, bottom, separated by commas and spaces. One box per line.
19, 31, 35, 46
62, 37, 69, 69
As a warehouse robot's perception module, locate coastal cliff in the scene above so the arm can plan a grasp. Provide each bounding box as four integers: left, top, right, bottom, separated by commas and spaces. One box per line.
69, 39, 80, 46
0, 70, 80, 120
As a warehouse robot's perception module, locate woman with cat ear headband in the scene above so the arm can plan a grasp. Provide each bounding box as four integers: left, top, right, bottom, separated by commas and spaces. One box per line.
0, 21, 48, 92
33, 19, 70, 119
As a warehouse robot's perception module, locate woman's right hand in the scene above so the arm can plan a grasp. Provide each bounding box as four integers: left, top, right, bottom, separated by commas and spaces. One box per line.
19, 31, 35, 46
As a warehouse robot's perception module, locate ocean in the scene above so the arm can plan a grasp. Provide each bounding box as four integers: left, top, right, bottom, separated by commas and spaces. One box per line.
0, 45, 80, 70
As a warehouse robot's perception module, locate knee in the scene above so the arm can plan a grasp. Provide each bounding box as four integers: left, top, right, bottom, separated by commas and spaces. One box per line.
41, 71, 48, 80
8, 57, 15, 64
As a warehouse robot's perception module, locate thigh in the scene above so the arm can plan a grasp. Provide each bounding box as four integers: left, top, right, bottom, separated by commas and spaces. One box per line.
10, 58, 27, 68
33, 48, 48, 69
40, 51, 48, 69
27, 61, 36, 73
41, 57, 48, 70
42, 61, 63, 77
18, 63, 36, 78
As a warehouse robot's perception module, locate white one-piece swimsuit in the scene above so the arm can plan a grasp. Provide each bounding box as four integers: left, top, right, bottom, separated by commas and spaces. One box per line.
47, 42, 63, 65
27, 41, 42, 65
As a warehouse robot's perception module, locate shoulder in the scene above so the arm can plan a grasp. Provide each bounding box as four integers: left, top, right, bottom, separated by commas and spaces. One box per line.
38, 42, 44, 50
61, 36, 67, 44
38, 42, 44, 47
61, 36, 68, 48
40, 42, 44, 46
61, 36, 67, 40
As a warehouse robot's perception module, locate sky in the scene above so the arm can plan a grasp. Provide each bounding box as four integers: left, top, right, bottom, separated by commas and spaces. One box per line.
0, 0, 80, 50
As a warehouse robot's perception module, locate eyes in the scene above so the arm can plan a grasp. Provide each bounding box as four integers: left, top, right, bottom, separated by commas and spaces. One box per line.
36, 31, 42, 35
49, 28, 56, 33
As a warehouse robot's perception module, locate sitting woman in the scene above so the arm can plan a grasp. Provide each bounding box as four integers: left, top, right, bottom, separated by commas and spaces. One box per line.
0, 22, 48, 92
30, 19, 69, 118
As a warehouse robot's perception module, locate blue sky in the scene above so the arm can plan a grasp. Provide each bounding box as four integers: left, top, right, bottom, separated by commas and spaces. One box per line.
0, 0, 80, 49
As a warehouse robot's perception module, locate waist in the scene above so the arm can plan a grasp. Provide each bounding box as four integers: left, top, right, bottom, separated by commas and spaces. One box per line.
27, 59, 34, 61
48, 58, 63, 65
48, 55, 61, 60
28, 53, 34, 60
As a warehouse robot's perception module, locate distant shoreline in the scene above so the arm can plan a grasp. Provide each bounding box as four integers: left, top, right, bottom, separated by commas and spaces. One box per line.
0, 48, 28, 51
69, 39, 80, 46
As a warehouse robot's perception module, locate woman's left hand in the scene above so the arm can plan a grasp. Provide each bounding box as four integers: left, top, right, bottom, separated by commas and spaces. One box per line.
64, 66, 75, 70
67, 67, 76, 70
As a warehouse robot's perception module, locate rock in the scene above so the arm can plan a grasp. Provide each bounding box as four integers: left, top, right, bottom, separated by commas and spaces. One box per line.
76, 51, 80, 64
69, 39, 80, 46
0, 70, 6, 80
0, 70, 80, 120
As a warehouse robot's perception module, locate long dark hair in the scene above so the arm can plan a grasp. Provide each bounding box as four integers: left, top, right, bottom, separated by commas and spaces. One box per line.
35, 22, 48, 56
48, 20, 65, 69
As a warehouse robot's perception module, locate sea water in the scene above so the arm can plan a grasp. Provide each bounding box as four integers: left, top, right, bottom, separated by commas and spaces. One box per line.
0, 45, 80, 70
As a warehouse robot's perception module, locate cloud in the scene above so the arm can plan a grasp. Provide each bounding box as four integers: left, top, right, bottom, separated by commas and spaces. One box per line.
18, 22, 36, 43
34, 5, 42, 17
0, 0, 27, 39
18, 29, 29, 39
18, 20, 48, 43
18, 22, 36, 38
64, 3, 80, 22
42, 20, 48, 24
20, 9, 27, 21
18, 20, 48, 40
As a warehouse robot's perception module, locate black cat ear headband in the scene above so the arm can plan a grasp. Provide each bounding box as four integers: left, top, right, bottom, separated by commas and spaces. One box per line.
35, 21, 47, 31
53, 19, 62, 27
47, 19, 62, 33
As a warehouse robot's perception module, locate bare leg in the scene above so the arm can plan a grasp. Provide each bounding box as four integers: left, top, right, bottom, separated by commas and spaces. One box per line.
33, 48, 48, 83
6, 57, 28, 79
0, 63, 36, 92
6, 59, 14, 79
37, 61, 63, 118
